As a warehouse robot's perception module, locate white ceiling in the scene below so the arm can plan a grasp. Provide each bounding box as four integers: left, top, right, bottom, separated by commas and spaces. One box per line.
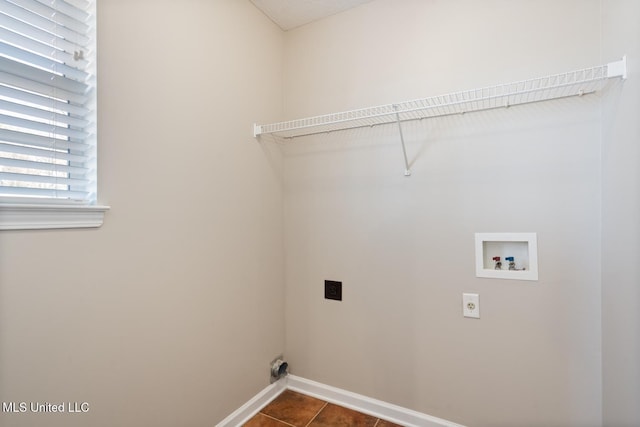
250, 0, 374, 31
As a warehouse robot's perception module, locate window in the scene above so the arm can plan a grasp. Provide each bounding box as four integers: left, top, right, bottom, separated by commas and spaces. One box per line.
0, 0, 107, 229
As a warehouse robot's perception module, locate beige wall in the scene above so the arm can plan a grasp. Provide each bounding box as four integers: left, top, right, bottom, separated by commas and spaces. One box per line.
283, 1, 605, 426
0, 1, 285, 426
602, 1, 640, 426
1, 1, 639, 427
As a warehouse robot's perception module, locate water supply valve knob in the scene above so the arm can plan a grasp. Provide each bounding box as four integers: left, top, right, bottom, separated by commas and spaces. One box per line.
505, 256, 516, 270
492, 256, 502, 270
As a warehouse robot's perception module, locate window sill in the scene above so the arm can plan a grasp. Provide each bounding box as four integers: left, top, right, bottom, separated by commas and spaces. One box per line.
0, 204, 110, 230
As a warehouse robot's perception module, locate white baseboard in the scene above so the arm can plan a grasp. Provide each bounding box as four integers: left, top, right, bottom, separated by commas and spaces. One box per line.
286, 375, 466, 427
215, 379, 286, 427
216, 374, 466, 427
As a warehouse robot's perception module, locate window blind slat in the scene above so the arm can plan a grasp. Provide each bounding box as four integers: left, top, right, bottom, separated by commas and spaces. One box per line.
0, 128, 89, 152
0, 156, 88, 174
0, 70, 88, 105
0, 27, 80, 68
0, 99, 89, 128
0, 142, 86, 163
0, 171, 87, 187
0, 13, 87, 56
0, 114, 87, 140
9, 0, 90, 34
64, 0, 90, 12
1, 0, 89, 45
0, 41, 89, 82
0, 185, 88, 199
34, 0, 90, 22
0, 56, 88, 95
0, 86, 90, 117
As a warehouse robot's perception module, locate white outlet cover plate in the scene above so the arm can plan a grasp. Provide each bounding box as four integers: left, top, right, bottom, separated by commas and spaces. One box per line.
463, 293, 480, 319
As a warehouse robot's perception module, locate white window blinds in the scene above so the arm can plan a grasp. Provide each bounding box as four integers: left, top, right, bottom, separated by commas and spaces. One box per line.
0, 0, 96, 203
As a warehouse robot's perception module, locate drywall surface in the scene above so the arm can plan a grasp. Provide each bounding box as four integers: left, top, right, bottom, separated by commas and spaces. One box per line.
0, 1, 285, 426
282, 1, 603, 426
601, 1, 640, 426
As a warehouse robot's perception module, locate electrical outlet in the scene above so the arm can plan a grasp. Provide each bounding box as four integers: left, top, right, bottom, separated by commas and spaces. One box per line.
463, 293, 480, 319
324, 280, 342, 301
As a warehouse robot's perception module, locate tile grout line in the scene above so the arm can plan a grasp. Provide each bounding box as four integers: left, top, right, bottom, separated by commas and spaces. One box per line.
373, 419, 381, 427
258, 412, 298, 427
304, 401, 328, 427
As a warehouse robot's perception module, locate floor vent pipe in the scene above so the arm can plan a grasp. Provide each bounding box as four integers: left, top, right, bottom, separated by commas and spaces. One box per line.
270, 358, 288, 383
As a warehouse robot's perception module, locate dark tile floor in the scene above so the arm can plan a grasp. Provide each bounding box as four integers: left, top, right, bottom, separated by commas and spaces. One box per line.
243, 390, 404, 427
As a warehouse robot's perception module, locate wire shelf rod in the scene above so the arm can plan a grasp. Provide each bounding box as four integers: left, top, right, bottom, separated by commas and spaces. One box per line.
268, 89, 599, 141
254, 57, 626, 142
264, 80, 601, 138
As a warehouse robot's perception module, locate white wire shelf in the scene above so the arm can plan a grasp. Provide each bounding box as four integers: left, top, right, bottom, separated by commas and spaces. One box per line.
254, 57, 627, 140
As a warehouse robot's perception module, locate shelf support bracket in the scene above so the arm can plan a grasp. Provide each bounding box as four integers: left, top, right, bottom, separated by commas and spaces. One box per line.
393, 105, 411, 176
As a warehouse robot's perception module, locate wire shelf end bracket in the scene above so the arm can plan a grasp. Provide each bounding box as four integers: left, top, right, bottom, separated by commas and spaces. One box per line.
253, 123, 262, 138
607, 55, 627, 79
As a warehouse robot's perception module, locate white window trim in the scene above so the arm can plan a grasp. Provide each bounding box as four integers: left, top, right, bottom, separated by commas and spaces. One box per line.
1, 0, 100, 228
0, 204, 109, 230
